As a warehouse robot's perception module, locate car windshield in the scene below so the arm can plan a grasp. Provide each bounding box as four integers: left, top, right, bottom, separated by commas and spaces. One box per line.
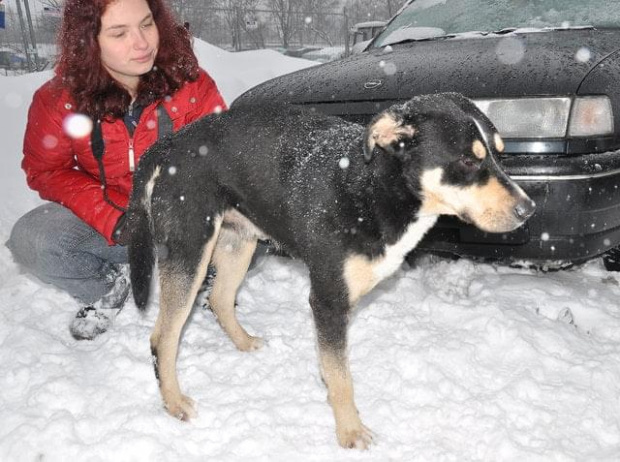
372, 0, 620, 48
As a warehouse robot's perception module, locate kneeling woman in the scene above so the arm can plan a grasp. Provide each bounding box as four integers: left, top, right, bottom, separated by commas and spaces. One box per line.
6, 0, 226, 340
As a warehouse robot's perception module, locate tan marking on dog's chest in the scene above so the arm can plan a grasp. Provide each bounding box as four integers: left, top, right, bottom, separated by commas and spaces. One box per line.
344, 216, 438, 304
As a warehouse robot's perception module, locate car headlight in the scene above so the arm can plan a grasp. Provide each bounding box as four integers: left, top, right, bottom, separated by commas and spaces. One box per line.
473, 96, 613, 139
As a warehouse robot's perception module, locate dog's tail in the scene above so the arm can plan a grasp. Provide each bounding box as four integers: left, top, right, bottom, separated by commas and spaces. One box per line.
127, 206, 155, 311
125, 158, 161, 311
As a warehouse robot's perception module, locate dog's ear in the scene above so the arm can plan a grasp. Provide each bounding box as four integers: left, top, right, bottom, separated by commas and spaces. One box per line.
363, 109, 416, 163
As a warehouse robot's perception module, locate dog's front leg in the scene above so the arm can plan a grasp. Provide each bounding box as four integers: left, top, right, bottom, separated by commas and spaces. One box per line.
309, 285, 374, 450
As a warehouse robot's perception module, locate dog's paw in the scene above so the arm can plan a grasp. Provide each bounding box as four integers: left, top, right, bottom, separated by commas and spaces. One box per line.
235, 334, 264, 352
165, 394, 197, 422
337, 423, 374, 450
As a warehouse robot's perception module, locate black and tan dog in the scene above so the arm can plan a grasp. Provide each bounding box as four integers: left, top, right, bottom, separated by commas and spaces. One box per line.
123, 93, 535, 449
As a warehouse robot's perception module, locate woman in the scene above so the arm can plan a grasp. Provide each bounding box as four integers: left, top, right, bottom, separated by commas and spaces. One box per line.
6, 0, 226, 340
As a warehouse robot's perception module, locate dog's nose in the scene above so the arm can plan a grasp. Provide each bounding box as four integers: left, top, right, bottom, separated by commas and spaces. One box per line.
514, 198, 536, 221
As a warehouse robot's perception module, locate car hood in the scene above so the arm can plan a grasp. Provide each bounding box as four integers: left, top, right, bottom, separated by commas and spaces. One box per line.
237, 29, 620, 105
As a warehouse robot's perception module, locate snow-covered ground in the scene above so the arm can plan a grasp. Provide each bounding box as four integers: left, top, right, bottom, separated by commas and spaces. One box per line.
1, 40, 619, 461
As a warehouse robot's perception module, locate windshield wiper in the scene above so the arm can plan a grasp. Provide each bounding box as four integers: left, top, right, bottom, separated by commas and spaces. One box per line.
405, 33, 458, 42
377, 25, 597, 49
380, 34, 455, 47
380, 32, 485, 48
488, 25, 596, 34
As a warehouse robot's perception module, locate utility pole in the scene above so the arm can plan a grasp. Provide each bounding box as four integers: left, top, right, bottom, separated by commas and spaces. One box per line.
23, 0, 40, 69
15, 0, 40, 72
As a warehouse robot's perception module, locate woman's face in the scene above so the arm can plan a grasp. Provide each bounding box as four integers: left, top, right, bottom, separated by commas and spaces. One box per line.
98, 0, 159, 96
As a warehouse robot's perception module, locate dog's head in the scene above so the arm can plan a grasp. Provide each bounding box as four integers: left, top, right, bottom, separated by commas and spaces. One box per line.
363, 93, 535, 233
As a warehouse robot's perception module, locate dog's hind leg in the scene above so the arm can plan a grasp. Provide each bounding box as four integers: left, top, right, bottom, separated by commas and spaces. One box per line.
209, 226, 262, 352
150, 218, 223, 421
309, 269, 374, 450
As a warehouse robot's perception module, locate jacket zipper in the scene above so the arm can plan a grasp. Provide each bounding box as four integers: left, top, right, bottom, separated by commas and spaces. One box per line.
128, 101, 136, 172
128, 138, 135, 172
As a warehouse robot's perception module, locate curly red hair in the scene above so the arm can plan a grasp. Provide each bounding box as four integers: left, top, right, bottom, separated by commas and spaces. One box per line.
55, 0, 199, 120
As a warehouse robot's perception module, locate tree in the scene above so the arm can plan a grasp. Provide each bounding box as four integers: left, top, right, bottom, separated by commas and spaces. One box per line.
299, 0, 341, 47
267, 0, 298, 48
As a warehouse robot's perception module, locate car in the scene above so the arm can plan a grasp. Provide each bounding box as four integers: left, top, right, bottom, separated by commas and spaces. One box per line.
348, 20, 387, 55
233, 0, 620, 268
0, 48, 27, 71
280, 46, 321, 58
300, 46, 345, 63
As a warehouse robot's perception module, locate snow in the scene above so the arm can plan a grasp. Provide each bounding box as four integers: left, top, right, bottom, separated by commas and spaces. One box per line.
1, 39, 620, 461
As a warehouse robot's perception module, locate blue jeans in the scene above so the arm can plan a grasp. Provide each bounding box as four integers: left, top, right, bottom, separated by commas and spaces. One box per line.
6, 203, 128, 305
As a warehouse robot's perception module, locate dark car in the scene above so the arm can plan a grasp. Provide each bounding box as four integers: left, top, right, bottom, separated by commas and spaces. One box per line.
234, 0, 620, 267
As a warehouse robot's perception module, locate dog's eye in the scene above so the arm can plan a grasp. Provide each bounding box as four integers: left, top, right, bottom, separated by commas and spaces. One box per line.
393, 138, 411, 151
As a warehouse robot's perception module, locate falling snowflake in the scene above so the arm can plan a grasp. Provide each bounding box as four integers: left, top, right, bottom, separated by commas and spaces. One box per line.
575, 47, 591, 63
63, 113, 93, 139
379, 60, 397, 76
156, 243, 169, 259
42, 135, 58, 149
496, 37, 526, 65
338, 157, 350, 169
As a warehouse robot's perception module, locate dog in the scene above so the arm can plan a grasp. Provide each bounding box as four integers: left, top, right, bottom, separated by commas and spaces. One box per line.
122, 93, 535, 449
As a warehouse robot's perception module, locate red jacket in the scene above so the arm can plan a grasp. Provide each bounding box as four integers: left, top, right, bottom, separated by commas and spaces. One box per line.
22, 69, 226, 244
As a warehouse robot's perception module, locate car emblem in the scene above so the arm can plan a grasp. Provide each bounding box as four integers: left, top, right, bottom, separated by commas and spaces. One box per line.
364, 79, 383, 89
